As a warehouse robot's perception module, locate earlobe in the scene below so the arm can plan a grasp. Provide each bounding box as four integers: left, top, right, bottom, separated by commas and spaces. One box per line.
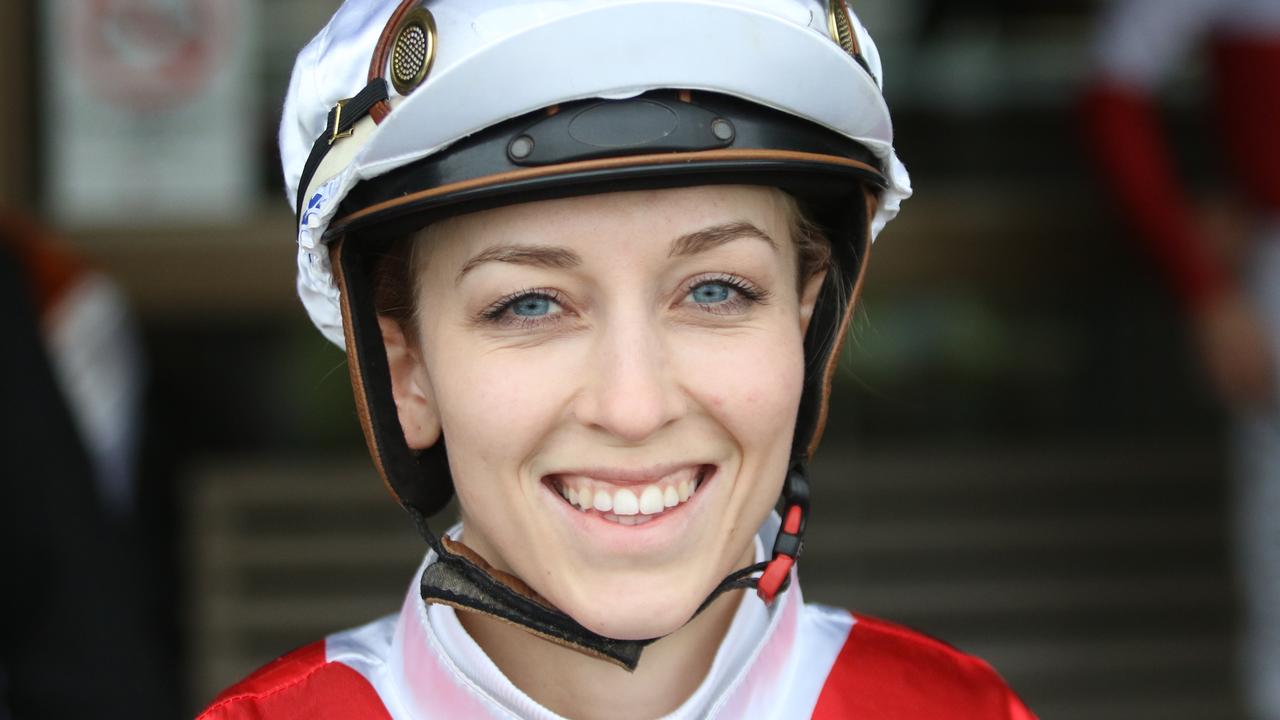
377, 315, 442, 450
798, 270, 827, 335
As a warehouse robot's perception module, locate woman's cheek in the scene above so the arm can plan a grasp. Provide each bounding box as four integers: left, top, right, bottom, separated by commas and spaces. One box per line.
432, 339, 575, 570
681, 330, 806, 442
435, 337, 575, 464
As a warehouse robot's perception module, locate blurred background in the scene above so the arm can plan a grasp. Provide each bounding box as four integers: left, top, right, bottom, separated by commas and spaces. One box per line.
2, 0, 1275, 718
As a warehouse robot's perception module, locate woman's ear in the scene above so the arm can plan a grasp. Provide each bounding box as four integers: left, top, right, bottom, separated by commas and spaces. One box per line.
798, 270, 827, 335
378, 315, 442, 450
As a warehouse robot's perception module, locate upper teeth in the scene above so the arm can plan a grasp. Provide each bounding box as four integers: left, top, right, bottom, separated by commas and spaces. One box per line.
555, 467, 702, 517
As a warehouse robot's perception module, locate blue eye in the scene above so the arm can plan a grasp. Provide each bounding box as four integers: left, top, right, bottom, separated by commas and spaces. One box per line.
512, 295, 555, 317
479, 288, 570, 328
689, 282, 734, 304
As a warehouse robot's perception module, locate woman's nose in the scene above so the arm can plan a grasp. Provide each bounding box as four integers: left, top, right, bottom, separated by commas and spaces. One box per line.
572, 320, 686, 443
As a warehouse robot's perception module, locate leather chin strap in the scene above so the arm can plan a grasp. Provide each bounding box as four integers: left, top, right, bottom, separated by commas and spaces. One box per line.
407, 467, 809, 671
405, 505, 658, 670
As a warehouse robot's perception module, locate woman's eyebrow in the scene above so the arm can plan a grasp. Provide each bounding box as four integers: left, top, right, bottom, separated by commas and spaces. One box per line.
669, 221, 778, 257
456, 244, 582, 284
454, 222, 774, 282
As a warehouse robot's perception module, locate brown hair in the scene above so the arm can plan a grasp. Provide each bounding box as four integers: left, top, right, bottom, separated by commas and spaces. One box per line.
779, 191, 832, 286
372, 190, 832, 334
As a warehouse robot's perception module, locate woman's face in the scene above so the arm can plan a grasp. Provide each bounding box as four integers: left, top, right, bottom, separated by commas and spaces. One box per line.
386, 185, 824, 640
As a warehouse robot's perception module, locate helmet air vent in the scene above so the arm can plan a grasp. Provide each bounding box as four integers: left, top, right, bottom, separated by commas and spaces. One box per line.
390, 6, 436, 96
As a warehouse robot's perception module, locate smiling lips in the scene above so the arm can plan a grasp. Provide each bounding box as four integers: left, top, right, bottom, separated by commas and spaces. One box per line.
550, 465, 707, 526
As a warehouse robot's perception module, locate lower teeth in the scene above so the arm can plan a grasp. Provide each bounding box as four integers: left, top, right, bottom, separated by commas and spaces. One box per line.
605, 513, 657, 526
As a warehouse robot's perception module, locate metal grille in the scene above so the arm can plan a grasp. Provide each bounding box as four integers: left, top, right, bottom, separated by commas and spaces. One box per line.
804, 444, 1242, 720
393, 27, 426, 83
390, 11, 433, 95
186, 460, 429, 705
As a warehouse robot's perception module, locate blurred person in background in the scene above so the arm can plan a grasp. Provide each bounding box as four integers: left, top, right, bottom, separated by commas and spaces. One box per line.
1082, 0, 1280, 717
197, 1, 1037, 718
0, 210, 173, 718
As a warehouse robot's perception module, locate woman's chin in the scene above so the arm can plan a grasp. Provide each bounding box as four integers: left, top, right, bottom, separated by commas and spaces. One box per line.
551, 583, 701, 641
569, 602, 693, 642
524, 533, 758, 642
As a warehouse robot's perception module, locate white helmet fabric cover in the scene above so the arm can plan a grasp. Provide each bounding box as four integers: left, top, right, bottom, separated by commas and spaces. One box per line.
280, 0, 912, 347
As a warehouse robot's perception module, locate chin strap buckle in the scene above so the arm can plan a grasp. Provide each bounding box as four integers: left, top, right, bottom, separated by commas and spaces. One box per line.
757, 464, 811, 604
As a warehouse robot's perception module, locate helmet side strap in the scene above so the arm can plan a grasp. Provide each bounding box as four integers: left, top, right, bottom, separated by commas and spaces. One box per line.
332, 236, 455, 523
759, 189, 878, 603
805, 189, 878, 458
755, 463, 811, 603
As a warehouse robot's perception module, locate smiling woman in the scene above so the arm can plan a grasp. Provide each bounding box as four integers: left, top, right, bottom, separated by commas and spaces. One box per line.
198, 1, 1035, 719
381, 187, 816, 650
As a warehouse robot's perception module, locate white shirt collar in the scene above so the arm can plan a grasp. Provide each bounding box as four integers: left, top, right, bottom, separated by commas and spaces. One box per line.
387, 513, 801, 719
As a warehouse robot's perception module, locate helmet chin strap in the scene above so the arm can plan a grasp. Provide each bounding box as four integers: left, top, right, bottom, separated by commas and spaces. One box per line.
754, 462, 811, 604
408, 505, 656, 671
408, 463, 811, 672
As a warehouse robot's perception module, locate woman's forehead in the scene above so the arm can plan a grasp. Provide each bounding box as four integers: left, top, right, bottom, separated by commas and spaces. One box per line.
422, 185, 792, 261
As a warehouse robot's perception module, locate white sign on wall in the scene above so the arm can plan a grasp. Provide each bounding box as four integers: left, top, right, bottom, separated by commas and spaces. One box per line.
46, 0, 256, 226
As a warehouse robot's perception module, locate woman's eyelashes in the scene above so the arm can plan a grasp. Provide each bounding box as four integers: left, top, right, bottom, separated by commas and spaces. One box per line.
476, 274, 769, 329
683, 274, 770, 316
479, 287, 568, 328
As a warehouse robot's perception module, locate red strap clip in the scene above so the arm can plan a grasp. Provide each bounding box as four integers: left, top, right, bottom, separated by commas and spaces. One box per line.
756, 504, 804, 604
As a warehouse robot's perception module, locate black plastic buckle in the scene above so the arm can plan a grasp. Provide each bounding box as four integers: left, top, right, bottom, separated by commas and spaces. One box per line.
770, 463, 810, 560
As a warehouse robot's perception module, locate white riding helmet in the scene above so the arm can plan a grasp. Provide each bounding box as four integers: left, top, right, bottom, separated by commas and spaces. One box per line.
279, 0, 910, 670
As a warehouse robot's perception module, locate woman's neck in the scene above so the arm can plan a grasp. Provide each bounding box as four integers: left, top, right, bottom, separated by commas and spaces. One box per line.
455, 565, 749, 720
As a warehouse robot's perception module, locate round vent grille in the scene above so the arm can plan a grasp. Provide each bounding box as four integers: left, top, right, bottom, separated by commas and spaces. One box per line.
390, 7, 436, 95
